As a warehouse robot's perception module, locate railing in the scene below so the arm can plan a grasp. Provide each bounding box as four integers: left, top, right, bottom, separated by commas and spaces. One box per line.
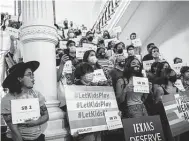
91, 0, 121, 32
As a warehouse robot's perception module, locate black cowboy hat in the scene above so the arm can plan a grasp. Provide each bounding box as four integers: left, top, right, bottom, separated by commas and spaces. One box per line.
2, 61, 40, 88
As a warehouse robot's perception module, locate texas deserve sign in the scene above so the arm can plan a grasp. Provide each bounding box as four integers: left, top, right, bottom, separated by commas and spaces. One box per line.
64, 86, 119, 135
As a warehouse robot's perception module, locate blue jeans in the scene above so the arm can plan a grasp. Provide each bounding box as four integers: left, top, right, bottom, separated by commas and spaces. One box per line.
125, 104, 148, 118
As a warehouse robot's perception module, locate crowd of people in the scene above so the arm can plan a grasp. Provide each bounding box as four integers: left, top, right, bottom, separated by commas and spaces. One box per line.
1, 12, 189, 141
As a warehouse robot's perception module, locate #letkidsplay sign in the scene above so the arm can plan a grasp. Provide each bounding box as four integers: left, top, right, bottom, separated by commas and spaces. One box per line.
133, 77, 149, 93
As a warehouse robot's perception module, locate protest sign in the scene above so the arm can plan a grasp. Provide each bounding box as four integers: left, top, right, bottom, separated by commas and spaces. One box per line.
6, 27, 19, 38
133, 77, 149, 93
162, 93, 189, 136
92, 69, 107, 83
122, 116, 165, 141
105, 111, 123, 130
112, 26, 122, 33
172, 63, 183, 74
143, 60, 155, 71
76, 48, 86, 59
131, 38, 142, 47
174, 79, 185, 91
63, 60, 72, 74
59, 41, 67, 49
104, 38, 117, 48
64, 86, 119, 135
83, 43, 97, 52
11, 98, 40, 124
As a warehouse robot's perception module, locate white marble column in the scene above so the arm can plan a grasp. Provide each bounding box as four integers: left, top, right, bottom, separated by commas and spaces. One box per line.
20, 1, 69, 141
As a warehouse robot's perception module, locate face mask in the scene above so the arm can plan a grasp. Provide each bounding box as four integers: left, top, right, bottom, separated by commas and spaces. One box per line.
89, 56, 98, 64
88, 36, 93, 42
118, 62, 125, 67
69, 33, 75, 38
169, 75, 177, 83
131, 66, 141, 76
117, 48, 123, 54
98, 52, 105, 59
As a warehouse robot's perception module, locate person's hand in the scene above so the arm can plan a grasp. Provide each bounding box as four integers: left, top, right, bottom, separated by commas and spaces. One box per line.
72, 131, 79, 138
20, 119, 38, 127
60, 54, 69, 64
118, 111, 122, 117
91, 82, 98, 86
98, 80, 108, 86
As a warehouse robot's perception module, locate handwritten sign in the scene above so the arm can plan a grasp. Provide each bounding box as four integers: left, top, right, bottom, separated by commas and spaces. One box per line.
172, 63, 183, 74
143, 60, 155, 71
92, 69, 107, 83
131, 38, 142, 47
83, 43, 97, 52
162, 93, 189, 136
105, 111, 123, 130
76, 48, 86, 60
133, 77, 149, 93
7, 27, 19, 38
123, 116, 165, 141
112, 26, 122, 33
63, 60, 72, 74
11, 98, 40, 124
59, 41, 67, 49
64, 86, 119, 135
104, 38, 117, 48
174, 79, 185, 91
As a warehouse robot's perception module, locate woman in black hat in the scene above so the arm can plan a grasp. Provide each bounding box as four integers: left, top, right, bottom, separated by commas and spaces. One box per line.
1, 61, 49, 141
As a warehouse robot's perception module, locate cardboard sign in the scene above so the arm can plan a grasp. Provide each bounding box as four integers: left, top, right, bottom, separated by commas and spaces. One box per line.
92, 69, 107, 83
64, 86, 119, 135
123, 50, 128, 58
6, 27, 19, 38
174, 79, 185, 91
131, 38, 142, 47
76, 48, 86, 60
172, 63, 183, 74
112, 26, 122, 33
63, 60, 72, 74
133, 77, 149, 93
105, 111, 123, 130
72, 38, 80, 46
143, 60, 155, 71
59, 41, 67, 49
11, 98, 40, 124
104, 38, 117, 48
162, 93, 189, 136
83, 43, 97, 52
123, 116, 165, 141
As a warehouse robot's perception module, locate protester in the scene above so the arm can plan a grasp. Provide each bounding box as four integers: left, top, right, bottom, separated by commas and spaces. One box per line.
142, 43, 155, 61
106, 40, 116, 58
130, 33, 136, 40
109, 55, 126, 92
173, 57, 183, 64
1, 61, 49, 141
79, 37, 88, 47
116, 56, 148, 118
180, 66, 189, 90
86, 31, 94, 43
103, 30, 111, 39
151, 46, 161, 62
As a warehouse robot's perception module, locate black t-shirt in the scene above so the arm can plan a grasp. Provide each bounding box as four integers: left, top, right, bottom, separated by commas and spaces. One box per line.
142, 54, 153, 61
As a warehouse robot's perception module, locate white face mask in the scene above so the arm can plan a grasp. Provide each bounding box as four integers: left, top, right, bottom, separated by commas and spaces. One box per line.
89, 56, 98, 64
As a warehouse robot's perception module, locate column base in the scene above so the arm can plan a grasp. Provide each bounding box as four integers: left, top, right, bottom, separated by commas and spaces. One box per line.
44, 100, 69, 141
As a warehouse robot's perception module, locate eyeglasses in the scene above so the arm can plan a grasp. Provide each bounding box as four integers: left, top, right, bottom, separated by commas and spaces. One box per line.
24, 73, 34, 78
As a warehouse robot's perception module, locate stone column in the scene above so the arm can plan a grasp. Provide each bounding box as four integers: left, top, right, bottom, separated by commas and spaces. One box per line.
20, 1, 68, 141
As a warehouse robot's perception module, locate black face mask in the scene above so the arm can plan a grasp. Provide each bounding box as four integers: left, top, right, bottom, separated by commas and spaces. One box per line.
169, 75, 177, 83
118, 62, 125, 67
99, 53, 105, 59
117, 48, 123, 54
130, 67, 141, 76
88, 36, 93, 42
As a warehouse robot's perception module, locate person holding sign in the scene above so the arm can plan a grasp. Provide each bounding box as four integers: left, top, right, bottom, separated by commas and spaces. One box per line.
153, 68, 180, 141
142, 43, 155, 61
116, 56, 148, 118
1, 61, 49, 141
102, 30, 111, 39
79, 37, 88, 47
83, 50, 110, 86
180, 66, 189, 91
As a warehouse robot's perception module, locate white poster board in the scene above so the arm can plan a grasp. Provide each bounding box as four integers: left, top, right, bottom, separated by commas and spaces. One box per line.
63, 60, 72, 74
143, 60, 155, 71
92, 69, 107, 83
83, 43, 97, 52
59, 41, 67, 49
6, 27, 19, 39
11, 98, 40, 124
105, 111, 123, 130
76, 48, 86, 60
131, 38, 142, 47
172, 63, 183, 74
133, 77, 149, 93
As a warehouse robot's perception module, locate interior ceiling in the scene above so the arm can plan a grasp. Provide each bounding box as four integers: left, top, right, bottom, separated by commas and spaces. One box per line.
117, 1, 178, 48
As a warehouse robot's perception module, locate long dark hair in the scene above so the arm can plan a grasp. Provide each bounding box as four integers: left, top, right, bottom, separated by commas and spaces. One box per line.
123, 56, 143, 81
6, 67, 30, 94
83, 50, 101, 69
155, 61, 171, 77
